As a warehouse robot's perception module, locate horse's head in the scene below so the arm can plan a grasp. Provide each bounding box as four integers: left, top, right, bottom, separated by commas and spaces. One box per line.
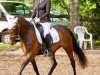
8, 16, 32, 45
9, 25, 20, 45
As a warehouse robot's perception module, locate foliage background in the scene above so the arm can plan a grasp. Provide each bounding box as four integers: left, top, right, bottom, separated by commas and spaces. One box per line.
6, 0, 100, 40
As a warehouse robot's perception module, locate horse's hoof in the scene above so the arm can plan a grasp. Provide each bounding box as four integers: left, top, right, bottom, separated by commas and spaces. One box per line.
43, 50, 47, 57
47, 51, 52, 57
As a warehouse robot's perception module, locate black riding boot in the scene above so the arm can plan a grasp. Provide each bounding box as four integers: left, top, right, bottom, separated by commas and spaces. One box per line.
36, 23, 47, 54
45, 34, 52, 56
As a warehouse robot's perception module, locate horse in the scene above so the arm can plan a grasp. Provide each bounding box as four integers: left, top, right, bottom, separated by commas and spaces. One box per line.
8, 16, 88, 75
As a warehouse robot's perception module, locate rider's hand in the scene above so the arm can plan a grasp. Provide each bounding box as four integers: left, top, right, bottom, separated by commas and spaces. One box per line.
34, 18, 40, 23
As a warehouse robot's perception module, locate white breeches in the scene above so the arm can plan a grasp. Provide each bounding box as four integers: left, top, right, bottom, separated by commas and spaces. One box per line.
40, 22, 52, 38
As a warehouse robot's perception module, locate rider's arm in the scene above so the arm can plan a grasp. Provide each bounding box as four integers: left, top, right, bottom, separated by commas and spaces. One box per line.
39, 0, 51, 20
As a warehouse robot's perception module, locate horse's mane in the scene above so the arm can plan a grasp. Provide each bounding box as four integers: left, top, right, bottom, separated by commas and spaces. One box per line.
17, 15, 32, 26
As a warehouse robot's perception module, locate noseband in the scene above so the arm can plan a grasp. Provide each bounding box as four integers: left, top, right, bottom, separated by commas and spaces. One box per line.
10, 35, 19, 38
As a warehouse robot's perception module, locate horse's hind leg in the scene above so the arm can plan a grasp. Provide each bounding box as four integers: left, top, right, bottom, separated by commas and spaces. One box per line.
63, 47, 76, 75
31, 58, 40, 75
48, 55, 57, 75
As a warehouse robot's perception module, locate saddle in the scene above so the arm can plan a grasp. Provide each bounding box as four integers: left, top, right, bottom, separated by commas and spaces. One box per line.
33, 23, 60, 44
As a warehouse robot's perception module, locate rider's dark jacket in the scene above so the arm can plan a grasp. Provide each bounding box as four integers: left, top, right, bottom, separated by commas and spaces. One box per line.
31, 0, 51, 23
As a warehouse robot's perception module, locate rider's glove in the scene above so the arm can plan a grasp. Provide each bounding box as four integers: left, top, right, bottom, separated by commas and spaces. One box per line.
34, 18, 40, 23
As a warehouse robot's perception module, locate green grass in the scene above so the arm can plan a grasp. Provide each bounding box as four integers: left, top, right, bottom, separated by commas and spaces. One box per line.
94, 40, 100, 46
0, 43, 20, 51
0, 40, 99, 51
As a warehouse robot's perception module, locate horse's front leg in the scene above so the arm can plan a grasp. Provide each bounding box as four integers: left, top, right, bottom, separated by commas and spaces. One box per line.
18, 54, 32, 75
48, 55, 57, 75
31, 58, 40, 75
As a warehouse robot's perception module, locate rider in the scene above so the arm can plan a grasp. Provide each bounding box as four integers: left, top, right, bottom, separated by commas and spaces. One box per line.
31, 0, 52, 56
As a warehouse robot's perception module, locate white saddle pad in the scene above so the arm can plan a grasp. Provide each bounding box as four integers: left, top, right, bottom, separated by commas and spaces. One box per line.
33, 23, 60, 44
49, 27, 60, 43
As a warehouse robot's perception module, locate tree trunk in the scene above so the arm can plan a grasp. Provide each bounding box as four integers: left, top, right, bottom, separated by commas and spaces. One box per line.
70, 0, 80, 32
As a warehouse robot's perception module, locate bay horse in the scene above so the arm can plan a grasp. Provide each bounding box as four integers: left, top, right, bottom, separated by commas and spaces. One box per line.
8, 16, 88, 75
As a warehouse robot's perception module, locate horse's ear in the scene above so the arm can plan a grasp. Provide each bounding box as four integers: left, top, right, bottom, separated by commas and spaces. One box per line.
14, 15, 18, 18
14, 14, 23, 18
19, 14, 24, 17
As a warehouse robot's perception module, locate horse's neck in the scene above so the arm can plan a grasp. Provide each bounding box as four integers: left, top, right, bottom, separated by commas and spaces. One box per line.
18, 18, 34, 33
19, 24, 38, 52
18, 21, 35, 39
17, 17, 36, 43
19, 25, 34, 36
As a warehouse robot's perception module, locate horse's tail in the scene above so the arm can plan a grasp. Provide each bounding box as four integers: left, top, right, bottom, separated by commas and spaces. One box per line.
69, 29, 88, 68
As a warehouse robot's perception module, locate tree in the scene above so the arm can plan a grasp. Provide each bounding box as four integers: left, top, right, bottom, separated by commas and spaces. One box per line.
51, 0, 70, 14
70, 0, 79, 32
79, 0, 100, 39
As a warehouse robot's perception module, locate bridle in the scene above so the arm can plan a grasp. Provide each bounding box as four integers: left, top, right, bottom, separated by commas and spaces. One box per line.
9, 25, 20, 39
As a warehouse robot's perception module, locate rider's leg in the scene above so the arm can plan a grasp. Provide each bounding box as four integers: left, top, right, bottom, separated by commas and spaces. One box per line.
36, 23, 44, 40
41, 23, 52, 56
45, 34, 52, 56
36, 23, 52, 56
36, 23, 47, 54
